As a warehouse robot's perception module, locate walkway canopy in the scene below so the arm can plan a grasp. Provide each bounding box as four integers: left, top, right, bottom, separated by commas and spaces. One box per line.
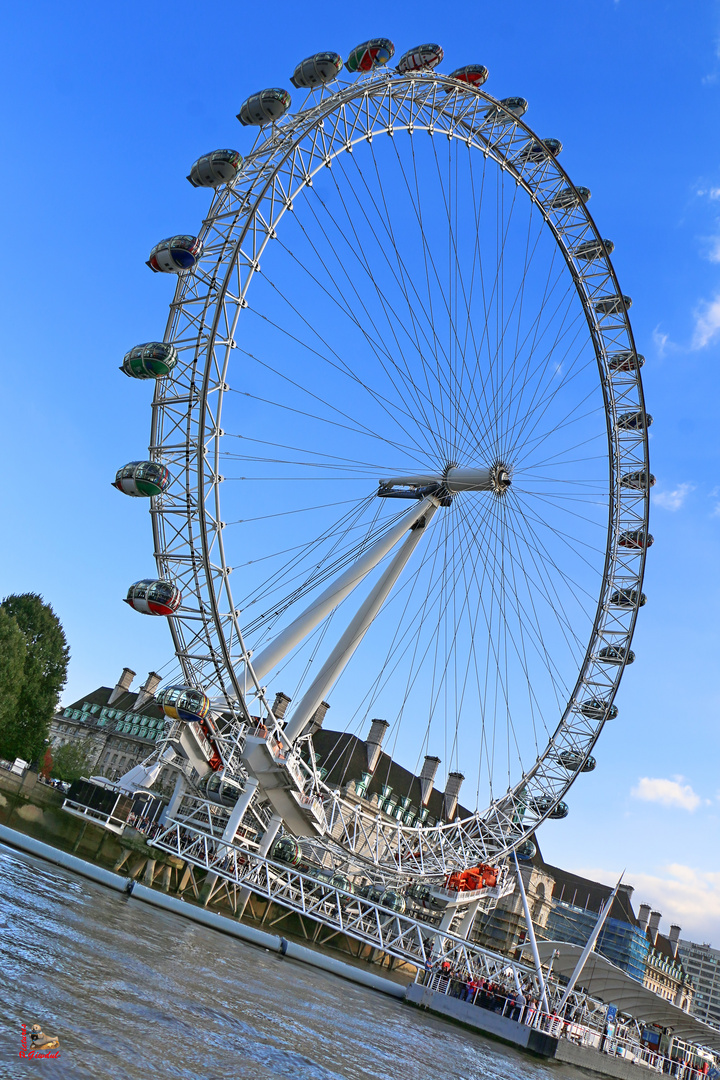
526, 941, 720, 1053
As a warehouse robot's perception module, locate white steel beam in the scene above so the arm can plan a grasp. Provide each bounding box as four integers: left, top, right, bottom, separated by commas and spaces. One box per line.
283, 503, 439, 743
244, 497, 436, 687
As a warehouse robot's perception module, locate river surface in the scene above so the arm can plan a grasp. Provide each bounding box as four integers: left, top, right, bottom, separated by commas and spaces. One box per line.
0, 843, 591, 1080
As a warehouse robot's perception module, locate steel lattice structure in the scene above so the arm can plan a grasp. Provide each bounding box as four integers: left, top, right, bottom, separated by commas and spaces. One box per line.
140, 55, 650, 872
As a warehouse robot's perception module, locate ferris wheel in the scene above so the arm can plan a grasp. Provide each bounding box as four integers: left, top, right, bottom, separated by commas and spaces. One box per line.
117, 38, 652, 875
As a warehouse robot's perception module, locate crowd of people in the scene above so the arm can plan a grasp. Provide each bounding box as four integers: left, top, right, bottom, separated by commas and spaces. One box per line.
422, 963, 541, 1024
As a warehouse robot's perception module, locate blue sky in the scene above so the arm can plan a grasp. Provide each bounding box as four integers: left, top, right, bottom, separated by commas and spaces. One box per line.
2, 1, 720, 942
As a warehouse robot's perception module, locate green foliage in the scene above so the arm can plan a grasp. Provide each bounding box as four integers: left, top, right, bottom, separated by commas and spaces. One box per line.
0, 594, 69, 763
50, 739, 92, 783
0, 608, 27, 757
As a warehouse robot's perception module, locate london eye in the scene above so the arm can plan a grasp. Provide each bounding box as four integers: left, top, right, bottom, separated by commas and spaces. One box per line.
114, 37, 651, 898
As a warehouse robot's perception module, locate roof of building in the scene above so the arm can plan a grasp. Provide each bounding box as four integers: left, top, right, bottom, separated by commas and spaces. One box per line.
644, 931, 688, 983
312, 728, 472, 823
61, 686, 164, 721
536, 860, 639, 927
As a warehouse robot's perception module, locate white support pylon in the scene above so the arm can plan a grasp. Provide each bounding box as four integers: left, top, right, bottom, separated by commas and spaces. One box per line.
244, 497, 436, 687
513, 851, 550, 1013
283, 503, 439, 743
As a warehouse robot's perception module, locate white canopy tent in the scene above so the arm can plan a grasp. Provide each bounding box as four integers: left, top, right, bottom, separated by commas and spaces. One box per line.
526, 941, 720, 1053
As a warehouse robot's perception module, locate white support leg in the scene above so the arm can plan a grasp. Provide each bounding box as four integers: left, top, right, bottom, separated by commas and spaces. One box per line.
283, 503, 439, 743
513, 852, 550, 1013
244, 497, 435, 686
162, 773, 186, 823
201, 778, 260, 906
222, 777, 259, 843
457, 898, 481, 940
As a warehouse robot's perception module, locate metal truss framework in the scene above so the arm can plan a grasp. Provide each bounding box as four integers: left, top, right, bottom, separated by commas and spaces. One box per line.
148, 66, 650, 867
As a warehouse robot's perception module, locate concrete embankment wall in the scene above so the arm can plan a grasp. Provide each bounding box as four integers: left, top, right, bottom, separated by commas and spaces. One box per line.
555, 1038, 661, 1080
406, 982, 559, 1056
0, 817, 405, 1001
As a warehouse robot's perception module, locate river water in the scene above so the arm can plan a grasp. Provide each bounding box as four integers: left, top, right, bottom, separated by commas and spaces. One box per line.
0, 843, 589, 1080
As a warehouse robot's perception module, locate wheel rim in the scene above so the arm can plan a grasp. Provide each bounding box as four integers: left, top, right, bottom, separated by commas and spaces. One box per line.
148, 68, 650, 867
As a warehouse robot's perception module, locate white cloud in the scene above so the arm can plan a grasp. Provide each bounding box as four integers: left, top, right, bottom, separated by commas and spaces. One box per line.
631, 776, 701, 811
653, 483, 695, 511
652, 326, 669, 357
576, 864, 720, 942
704, 236, 720, 263
692, 293, 720, 348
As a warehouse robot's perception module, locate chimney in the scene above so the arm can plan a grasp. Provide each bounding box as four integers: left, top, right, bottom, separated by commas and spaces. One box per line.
420, 755, 441, 806
637, 903, 652, 932
648, 910, 662, 945
668, 925, 681, 959
443, 772, 465, 820
306, 700, 330, 737
272, 691, 292, 722
366, 718, 389, 772
108, 666, 136, 705
132, 671, 162, 711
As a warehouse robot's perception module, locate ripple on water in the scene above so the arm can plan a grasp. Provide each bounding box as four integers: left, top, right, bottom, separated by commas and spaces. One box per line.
0, 844, 586, 1080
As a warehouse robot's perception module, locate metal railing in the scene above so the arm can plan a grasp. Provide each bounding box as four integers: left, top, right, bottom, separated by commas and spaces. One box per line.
417, 970, 711, 1080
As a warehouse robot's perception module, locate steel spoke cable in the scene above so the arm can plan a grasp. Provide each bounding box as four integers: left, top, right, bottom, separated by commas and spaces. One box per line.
275, 189, 448, 463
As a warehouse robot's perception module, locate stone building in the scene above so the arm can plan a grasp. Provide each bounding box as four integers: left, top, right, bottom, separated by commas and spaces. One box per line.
49, 666, 176, 792
472, 856, 555, 956
635, 906, 695, 1010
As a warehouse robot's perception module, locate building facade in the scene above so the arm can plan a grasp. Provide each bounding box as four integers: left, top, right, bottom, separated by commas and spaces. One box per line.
49, 666, 176, 792
634, 906, 694, 1010
678, 939, 720, 1030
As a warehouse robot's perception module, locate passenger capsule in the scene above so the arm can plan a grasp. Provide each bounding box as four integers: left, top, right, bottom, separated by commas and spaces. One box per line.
610, 588, 646, 608
290, 51, 343, 88
573, 238, 615, 260
557, 751, 596, 772
517, 138, 562, 163
619, 528, 654, 550
549, 186, 591, 210
379, 888, 406, 913
159, 685, 211, 724
187, 149, 242, 189
396, 43, 443, 73
579, 697, 619, 720
330, 873, 354, 894
486, 96, 528, 122
529, 796, 568, 819
112, 460, 171, 497
617, 411, 653, 431
346, 38, 395, 73
516, 839, 537, 860
407, 882, 431, 902
147, 235, 203, 274
124, 579, 182, 616
448, 64, 489, 89
271, 836, 302, 866
608, 351, 645, 372
237, 88, 292, 126
594, 294, 632, 316
598, 644, 635, 665
621, 470, 656, 490
120, 342, 179, 380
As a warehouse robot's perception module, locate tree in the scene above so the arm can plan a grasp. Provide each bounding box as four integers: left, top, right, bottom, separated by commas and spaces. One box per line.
0, 594, 69, 764
0, 607, 28, 760
50, 739, 92, 783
